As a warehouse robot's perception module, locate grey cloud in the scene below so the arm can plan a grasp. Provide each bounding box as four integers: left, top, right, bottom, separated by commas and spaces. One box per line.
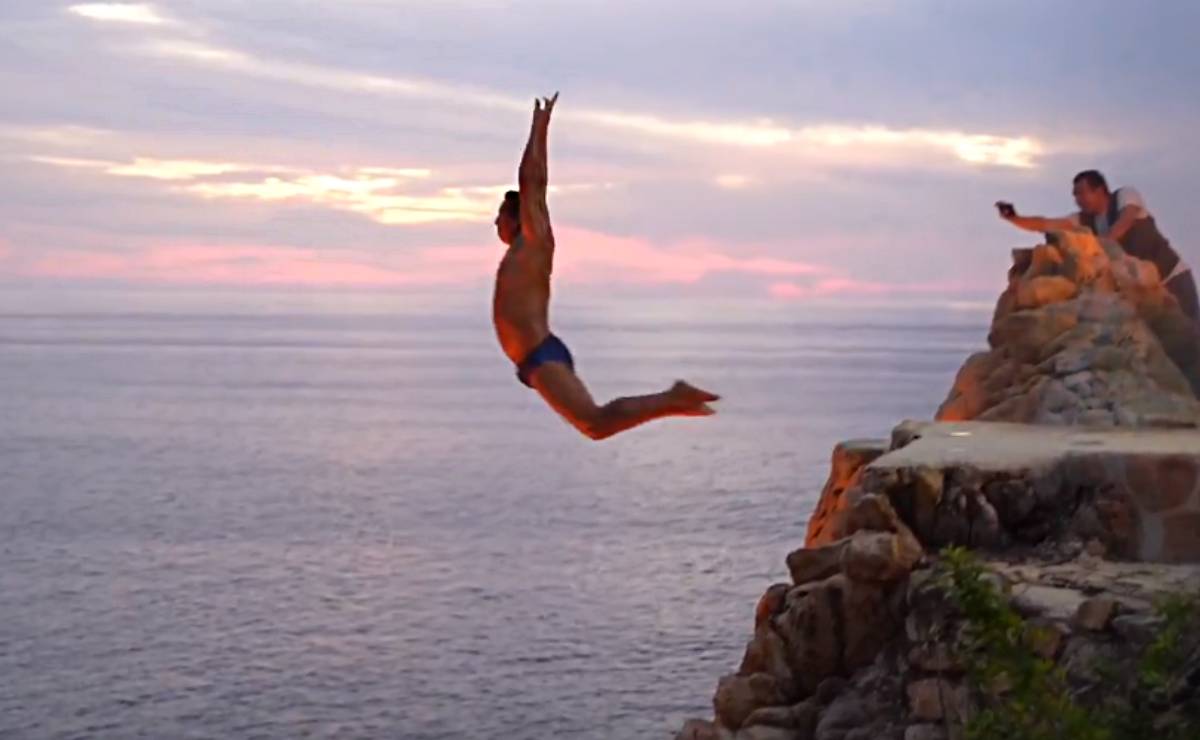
2, 0, 1197, 292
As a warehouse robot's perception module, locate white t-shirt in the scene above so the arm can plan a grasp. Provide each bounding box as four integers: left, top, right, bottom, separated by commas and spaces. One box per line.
1067, 187, 1190, 280
1065, 186, 1149, 235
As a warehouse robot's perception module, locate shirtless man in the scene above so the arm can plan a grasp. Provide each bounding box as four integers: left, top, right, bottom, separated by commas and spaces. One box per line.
492, 93, 719, 440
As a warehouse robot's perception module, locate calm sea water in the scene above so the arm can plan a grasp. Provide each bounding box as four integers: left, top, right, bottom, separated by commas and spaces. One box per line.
0, 293, 985, 739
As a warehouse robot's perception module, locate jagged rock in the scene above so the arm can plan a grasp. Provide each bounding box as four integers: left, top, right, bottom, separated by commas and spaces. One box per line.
814, 692, 869, 740
740, 625, 796, 693
841, 531, 922, 583
742, 706, 794, 730
840, 582, 902, 675
964, 491, 1004, 549
990, 558, 1200, 605
1024, 618, 1068, 660
775, 576, 899, 696
1016, 275, 1080, 309
677, 719, 721, 740
814, 678, 848, 706
981, 478, 1037, 528
1011, 584, 1087, 621
906, 679, 968, 723
685, 539, 1200, 740
844, 726, 900, 740
939, 231, 1200, 425
743, 699, 820, 738
775, 580, 843, 695
845, 495, 928, 572
904, 570, 956, 644
715, 673, 788, 731
907, 642, 962, 673
1060, 636, 1126, 687
1072, 596, 1119, 632
908, 467, 945, 537
1112, 613, 1165, 643
790, 700, 821, 736
845, 494, 902, 536
735, 724, 802, 740
809, 485, 927, 555
806, 440, 890, 547
681, 230, 1200, 740
903, 725, 948, 740
756, 584, 792, 629
841, 421, 1200, 562
891, 420, 928, 450
787, 543, 847, 586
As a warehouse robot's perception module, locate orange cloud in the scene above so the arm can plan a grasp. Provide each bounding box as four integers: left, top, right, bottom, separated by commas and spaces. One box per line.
28, 154, 608, 226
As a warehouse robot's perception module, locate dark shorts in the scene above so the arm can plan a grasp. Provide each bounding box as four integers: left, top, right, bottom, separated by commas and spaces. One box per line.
516, 333, 575, 388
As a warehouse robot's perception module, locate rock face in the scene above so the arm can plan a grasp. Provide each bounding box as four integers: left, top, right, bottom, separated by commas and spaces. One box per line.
811, 421, 1200, 563
806, 440, 890, 548
676, 234, 1200, 740
937, 230, 1200, 426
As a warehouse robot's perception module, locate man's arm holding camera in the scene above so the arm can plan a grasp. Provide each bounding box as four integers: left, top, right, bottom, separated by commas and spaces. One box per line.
995, 201, 1078, 233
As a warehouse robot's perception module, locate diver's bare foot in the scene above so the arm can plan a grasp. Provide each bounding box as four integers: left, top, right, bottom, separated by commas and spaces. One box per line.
677, 402, 717, 417
668, 380, 720, 414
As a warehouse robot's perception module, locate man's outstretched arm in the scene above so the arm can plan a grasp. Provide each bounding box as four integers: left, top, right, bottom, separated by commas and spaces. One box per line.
518, 93, 558, 247
996, 203, 1078, 234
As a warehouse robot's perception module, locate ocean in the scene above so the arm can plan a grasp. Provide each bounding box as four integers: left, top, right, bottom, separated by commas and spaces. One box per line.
0, 291, 987, 739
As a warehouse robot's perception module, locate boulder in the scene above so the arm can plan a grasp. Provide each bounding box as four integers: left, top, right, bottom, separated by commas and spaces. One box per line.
906, 679, 969, 723
937, 230, 1200, 426
735, 725, 803, 740
715, 673, 788, 731
814, 692, 870, 740
787, 542, 847, 586
775, 576, 900, 695
677, 719, 722, 740
806, 439, 890, 547
1072, 596, 1119, 632
840, 531, 922, 583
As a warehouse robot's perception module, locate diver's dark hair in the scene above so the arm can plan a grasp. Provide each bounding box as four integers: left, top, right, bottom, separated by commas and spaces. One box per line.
1073, 170, 1109, 193
501, 190, 520, 221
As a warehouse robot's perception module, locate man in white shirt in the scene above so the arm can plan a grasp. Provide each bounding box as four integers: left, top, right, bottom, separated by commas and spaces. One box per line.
996, 170, 1198, 320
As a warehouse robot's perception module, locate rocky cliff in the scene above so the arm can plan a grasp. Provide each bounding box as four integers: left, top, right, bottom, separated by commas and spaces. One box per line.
938, 230, 1200, 425
676, 231, 1200, 740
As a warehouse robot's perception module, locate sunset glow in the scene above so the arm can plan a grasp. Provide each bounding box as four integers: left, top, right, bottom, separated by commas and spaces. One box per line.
4, 2, 1195, 304
67, 3, 166, 25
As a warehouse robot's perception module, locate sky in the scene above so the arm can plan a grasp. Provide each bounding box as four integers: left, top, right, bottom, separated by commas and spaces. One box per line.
2, 0, 1199, 309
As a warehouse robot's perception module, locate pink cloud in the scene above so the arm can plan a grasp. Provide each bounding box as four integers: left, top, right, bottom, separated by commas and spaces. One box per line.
769, 277, 983, 300
7, 226, 833, 289
21, 244, 489, 286
552, 227, 828, 284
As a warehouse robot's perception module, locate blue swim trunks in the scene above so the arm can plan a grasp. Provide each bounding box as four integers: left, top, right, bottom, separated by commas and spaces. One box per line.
516, 333, 575, 388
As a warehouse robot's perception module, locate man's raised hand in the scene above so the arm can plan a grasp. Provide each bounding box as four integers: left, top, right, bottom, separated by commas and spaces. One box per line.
533, 92, 559, 129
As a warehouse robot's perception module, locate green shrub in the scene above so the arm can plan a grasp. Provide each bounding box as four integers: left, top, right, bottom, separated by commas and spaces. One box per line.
935, 547, 1198, 740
